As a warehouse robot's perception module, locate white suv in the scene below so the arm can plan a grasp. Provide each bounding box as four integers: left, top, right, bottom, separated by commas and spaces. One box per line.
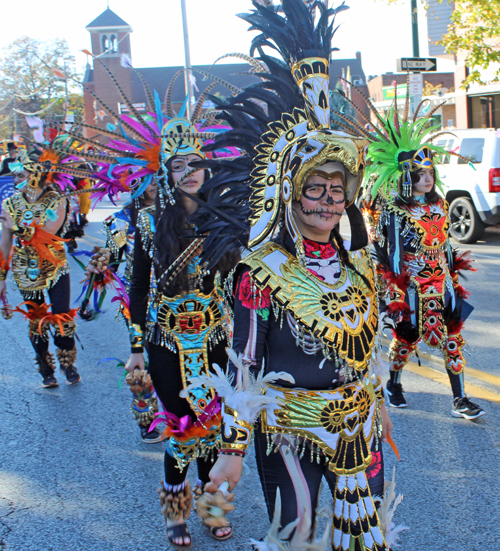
435, 129, 500, 243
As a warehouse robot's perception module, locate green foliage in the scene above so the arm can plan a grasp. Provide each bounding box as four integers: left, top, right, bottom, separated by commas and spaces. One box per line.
0, 37, 83, 141
439, 0, 500, 87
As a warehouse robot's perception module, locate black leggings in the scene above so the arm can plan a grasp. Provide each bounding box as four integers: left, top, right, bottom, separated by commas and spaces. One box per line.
23, 273, 75, 355
147, 340, 227, 486
254, 426, 385, 531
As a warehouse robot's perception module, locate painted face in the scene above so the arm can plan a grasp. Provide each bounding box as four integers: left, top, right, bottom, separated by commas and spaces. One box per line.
413, 167, 435, 196
13, 169, 30, 187
292, 164, 346, 235
170, 154, 205, 195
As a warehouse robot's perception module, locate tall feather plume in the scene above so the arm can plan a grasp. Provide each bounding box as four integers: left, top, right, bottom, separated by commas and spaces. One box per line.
86, 51, 150, 132
51, 147, 116, 164
393, 83, 401, 134
80, 84, 145, 141
340, 78, 388, 134
53, 121, 126, 142
191, 82, 217, 123
199, 109, 223, 129
333, 89, 383, 137
192, 68, 243, 96
161, 132, 217, 140
207, 52, 269, 75
412, 98, 431, 122
48, 130, 125, 155
332, 108, 380, 140
333, 89, 388, 142
426, 100, 448, 120
120, 54, 155, 114
402, 72, 410, 124
164, 69, 184, 119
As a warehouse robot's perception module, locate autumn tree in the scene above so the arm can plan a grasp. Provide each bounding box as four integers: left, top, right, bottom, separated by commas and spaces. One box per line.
439, 0, 500, 86
0, 37, 83, 142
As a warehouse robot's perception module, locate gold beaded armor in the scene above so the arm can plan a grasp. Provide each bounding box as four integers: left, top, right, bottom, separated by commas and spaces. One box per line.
3, 192, 68, 296
222, 242, 381, 469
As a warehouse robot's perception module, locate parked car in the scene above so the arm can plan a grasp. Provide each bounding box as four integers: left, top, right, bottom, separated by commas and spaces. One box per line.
436, 128, 500, 243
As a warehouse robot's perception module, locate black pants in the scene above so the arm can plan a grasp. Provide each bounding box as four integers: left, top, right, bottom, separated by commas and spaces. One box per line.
23, 273, 75, 355
254, 426, 385, 533
148, 340, 227, 486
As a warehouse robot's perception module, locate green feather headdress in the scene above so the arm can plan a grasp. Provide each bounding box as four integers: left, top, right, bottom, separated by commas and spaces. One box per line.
329, 77, 472, 201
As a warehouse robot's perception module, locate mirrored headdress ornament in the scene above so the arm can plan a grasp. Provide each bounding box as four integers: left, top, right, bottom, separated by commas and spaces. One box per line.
43, 52, 241, 206
193, 0, 368, 267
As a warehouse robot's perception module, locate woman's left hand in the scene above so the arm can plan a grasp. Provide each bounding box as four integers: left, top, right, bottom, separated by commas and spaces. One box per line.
380, 402, 393, 443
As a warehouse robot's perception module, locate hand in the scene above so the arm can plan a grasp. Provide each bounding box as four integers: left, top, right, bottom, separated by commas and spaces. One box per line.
125, 353, 145, 372
0, 211, 13, 231
206, 455, 243, 493
380, 402, 393, 443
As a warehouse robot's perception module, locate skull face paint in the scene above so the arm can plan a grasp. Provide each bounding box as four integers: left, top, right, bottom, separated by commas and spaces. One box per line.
291, 162, 346, 241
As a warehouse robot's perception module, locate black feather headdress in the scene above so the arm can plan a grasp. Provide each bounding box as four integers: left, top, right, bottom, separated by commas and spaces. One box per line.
194, 0, 368, 269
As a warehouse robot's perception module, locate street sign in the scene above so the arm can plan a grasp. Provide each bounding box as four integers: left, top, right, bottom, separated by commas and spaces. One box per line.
409, 73, 423, 96
408, 73, 423, 117
397, 57, 437, 72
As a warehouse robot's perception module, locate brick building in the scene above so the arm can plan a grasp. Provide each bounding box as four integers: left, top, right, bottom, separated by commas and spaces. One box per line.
83, 8, 371, 137
367, 72, 456, 128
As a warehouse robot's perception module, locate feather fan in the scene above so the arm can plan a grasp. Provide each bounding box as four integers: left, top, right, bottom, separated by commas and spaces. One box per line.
180, 348, 294, 425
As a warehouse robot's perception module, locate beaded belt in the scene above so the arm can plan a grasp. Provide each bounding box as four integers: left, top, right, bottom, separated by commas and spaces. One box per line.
261, 377, 376, 475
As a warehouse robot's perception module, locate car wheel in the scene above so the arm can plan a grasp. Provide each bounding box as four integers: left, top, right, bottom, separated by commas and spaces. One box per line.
449, 197, 485, 244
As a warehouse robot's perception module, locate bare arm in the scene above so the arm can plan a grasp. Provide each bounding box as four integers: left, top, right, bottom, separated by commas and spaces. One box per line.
0, 211, 13, 297
0, 211, 14, 258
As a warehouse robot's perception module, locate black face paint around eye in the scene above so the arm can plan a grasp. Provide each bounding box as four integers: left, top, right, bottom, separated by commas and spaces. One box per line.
302, 185, 346, 203
298, 202, 344, 218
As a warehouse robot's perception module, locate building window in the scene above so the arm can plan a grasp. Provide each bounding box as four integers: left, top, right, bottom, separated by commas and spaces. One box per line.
110, 35, 118, 53
102, 35, 110, 53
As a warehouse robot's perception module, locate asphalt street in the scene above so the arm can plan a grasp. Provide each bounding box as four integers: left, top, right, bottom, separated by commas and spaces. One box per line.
1, 204, 499, 550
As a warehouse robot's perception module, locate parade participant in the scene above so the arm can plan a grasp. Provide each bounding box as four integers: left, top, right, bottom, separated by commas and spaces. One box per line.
0, 150, 84, 387
0, 142, 19, 175
125, 121, 239, 548
189, 2, 398, 549
50, 52, 242, 547
85, 178, 162, 443
334, 80, 484, 419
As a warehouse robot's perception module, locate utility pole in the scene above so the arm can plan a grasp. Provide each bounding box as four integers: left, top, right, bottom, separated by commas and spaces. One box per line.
411, 0, 419, 57
410, 0, 422, 116
180, 0, 194, 119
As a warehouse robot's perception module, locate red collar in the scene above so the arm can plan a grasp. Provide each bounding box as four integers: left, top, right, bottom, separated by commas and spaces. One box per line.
303, 237, 337, 259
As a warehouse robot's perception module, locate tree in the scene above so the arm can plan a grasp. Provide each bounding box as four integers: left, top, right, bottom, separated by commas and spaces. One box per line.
0, 37, 83, 142
439, 0, 500, 86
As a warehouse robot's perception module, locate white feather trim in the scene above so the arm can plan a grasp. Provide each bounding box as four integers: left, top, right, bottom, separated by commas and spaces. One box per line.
249, 488, 331, 551
179, 348, 295, 425
376, 467, 409, 549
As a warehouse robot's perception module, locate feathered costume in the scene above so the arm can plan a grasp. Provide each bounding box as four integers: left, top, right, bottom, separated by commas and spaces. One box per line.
335, 80, 483, 416
56, 51, 246, 542
0, 135, 98, 387
187, 1, 404, 549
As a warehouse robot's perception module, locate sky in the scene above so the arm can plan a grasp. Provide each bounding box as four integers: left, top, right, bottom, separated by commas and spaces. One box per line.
0, 0, 456, 78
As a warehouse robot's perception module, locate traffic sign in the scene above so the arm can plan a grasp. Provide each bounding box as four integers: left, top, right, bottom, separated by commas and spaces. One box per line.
397, 57, 437, 72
